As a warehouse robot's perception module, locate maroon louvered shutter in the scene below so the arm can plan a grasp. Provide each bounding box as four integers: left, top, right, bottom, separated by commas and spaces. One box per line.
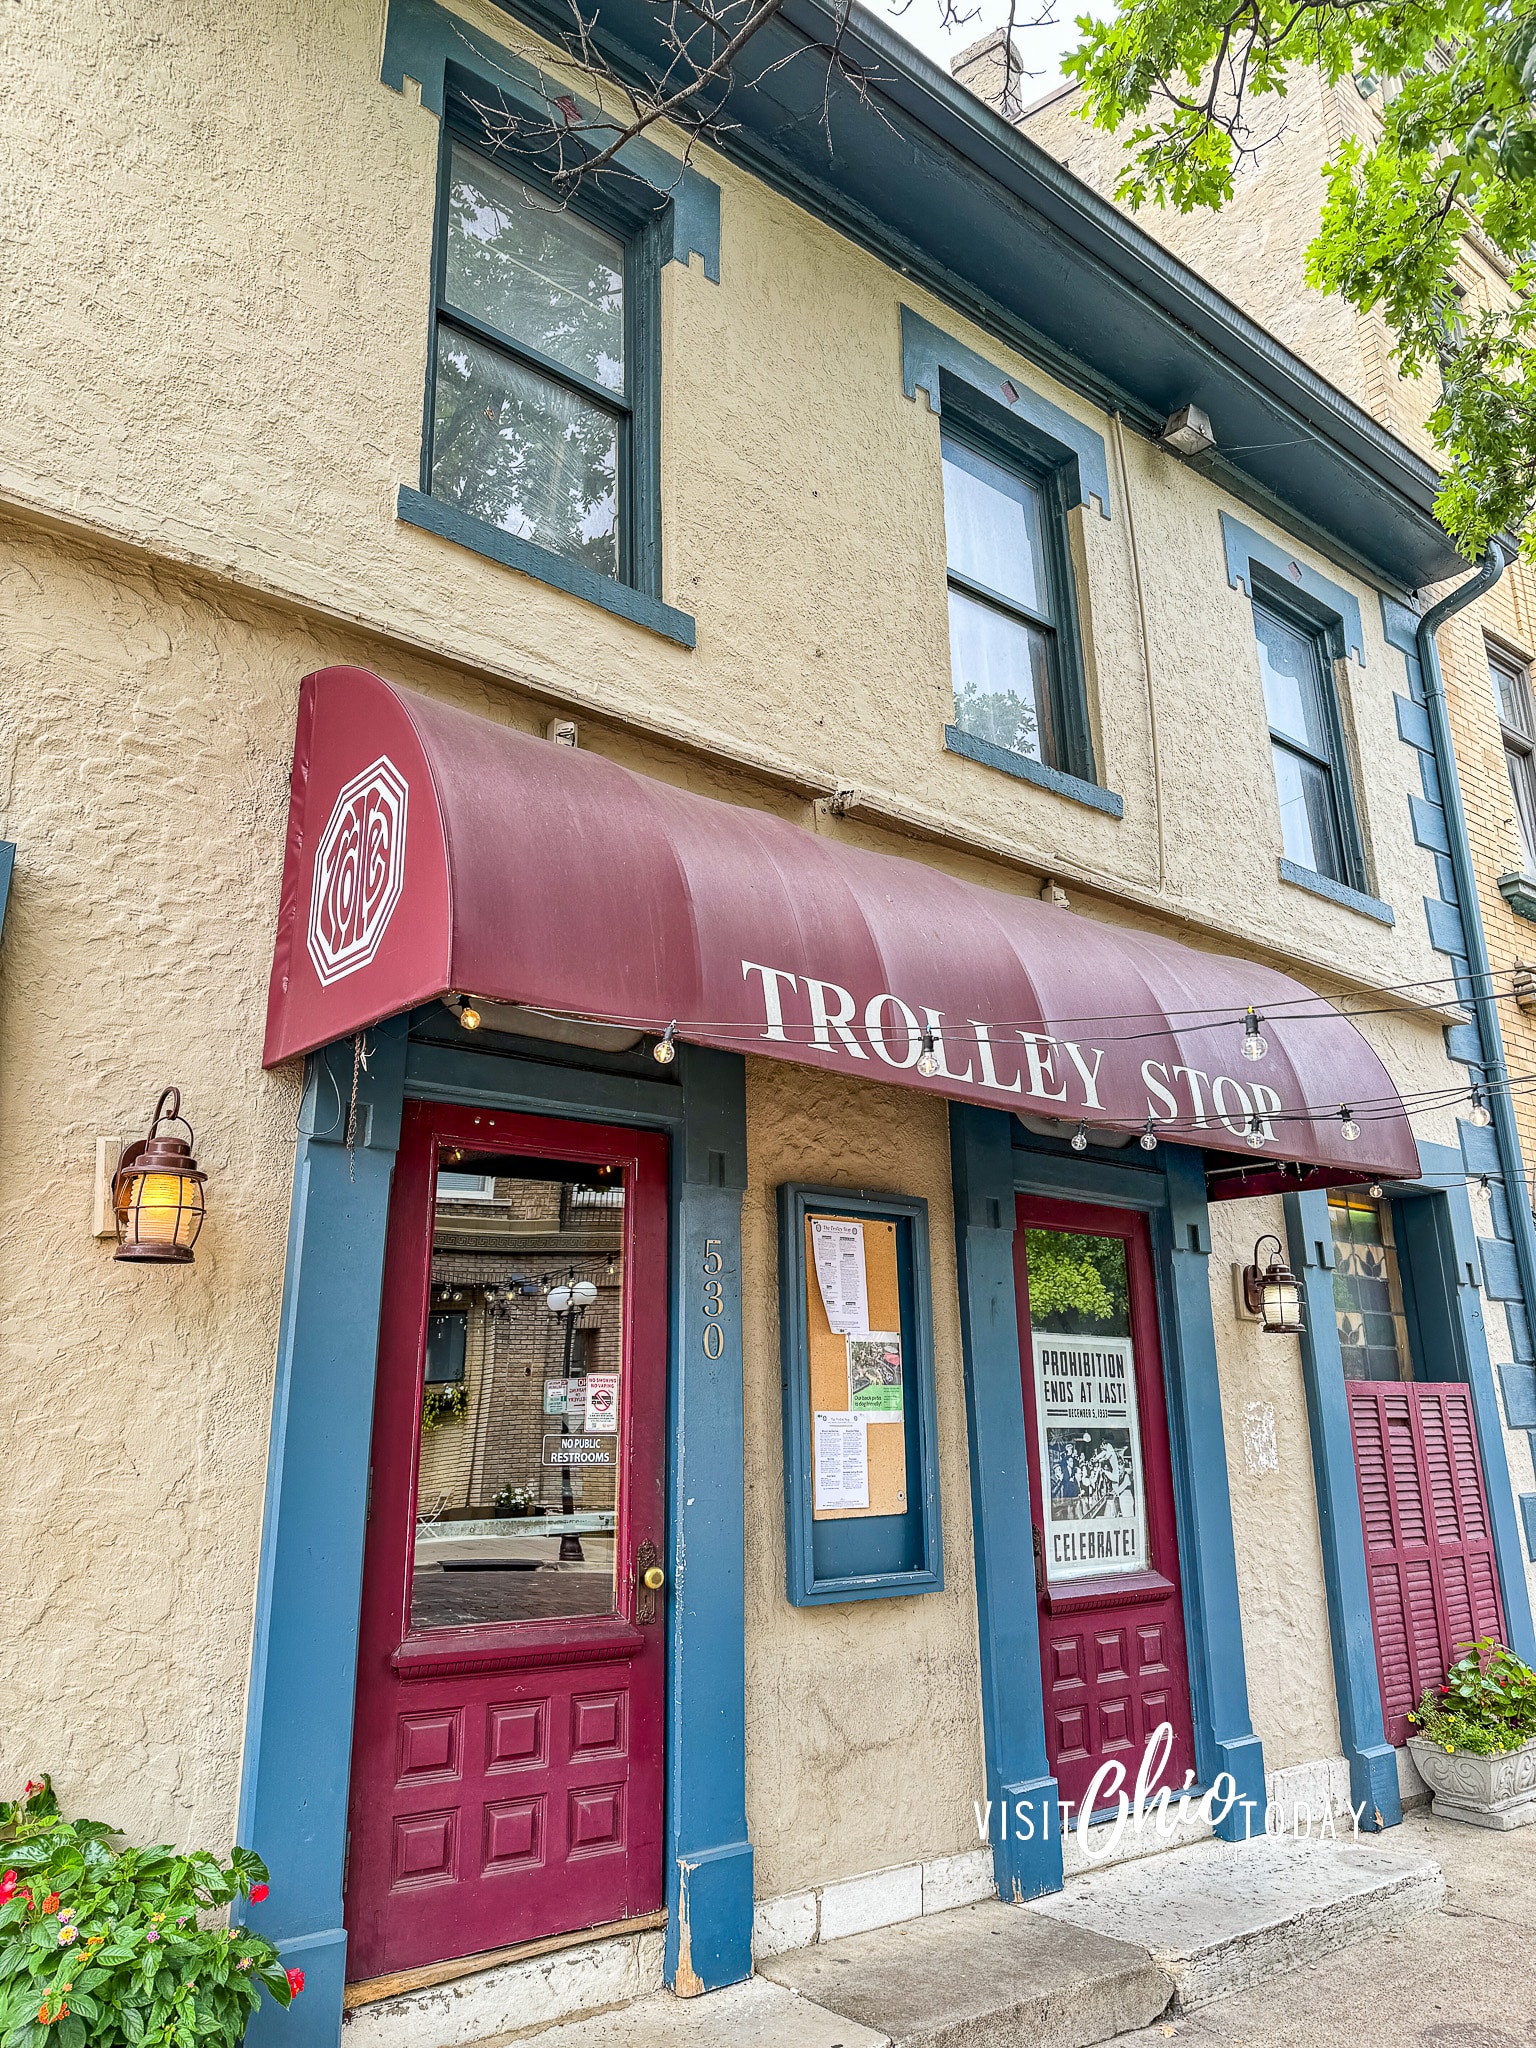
1349, 1382, 1506, 1744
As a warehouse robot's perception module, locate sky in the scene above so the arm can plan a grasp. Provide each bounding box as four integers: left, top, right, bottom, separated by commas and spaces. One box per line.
879, 0, 1114, 102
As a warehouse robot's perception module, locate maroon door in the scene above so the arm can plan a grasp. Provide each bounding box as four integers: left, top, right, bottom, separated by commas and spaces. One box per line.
1015, 1197, 1196, 1817
344, 1103, 668, 1982
1349, 1381, 1506, 1744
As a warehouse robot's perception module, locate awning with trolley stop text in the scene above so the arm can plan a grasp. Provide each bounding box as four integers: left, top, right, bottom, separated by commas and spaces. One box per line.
263, 667, 1422, 1197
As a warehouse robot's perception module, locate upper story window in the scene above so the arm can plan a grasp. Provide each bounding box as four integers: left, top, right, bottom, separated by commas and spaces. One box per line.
1490, 642, 1536, 871
1252, 596, 1362, 890
942, 431, 1090, 780
426, 133, 655, 589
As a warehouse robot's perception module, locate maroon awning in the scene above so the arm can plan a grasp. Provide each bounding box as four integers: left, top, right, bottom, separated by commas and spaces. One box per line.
264, 666, 1421, 1192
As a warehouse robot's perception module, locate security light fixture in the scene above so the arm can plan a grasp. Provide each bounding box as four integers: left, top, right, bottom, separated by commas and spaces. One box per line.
1159, 403, 1216, 458
1242, 1235, 1303, 1334
112, 1088, 206, 1265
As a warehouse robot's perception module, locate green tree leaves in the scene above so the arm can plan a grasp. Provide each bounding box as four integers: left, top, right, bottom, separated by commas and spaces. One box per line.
1066, 0, 1536, 559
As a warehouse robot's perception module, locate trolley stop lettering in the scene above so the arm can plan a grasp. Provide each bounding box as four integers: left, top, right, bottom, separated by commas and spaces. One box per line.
741, 958, 1286, 1142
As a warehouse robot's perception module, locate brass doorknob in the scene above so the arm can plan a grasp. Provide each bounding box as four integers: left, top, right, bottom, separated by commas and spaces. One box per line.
642, 1564, 666, 1591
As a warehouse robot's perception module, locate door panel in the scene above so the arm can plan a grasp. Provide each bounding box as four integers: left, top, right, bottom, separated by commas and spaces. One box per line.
1348, 1380, 1505, 1744
345, 1104, 668, 1982
1015, 1196, 1196, 1817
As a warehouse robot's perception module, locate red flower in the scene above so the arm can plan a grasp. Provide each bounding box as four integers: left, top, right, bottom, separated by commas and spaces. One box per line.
0, 1873, 17, 1905
286, 1969, 305, 1999
41, 1894, 59, 1914
249, 1883, 269, 1903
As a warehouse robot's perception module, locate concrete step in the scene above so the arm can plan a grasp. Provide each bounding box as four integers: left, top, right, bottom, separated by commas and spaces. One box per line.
1026, 1831, 1445, 2011
757, 1897, 1175, 2047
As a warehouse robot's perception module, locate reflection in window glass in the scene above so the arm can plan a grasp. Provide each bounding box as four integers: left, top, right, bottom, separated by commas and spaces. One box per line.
432, 333, 620, 576
1329, 1194, 1411, 1381
411, 1158, 624, 1629
941, 440, 1047, 613
948, 588, 1055, 763
1253, 601, 1349, 885
444, 144, 625, 392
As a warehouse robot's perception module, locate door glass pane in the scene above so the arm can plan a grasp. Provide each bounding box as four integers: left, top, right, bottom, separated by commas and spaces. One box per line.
444, 142, 625, 393
1329, 1194, 1411, 1381
941, 436, 1049, 615
1271, 739, 1345, 881
432, 329, 620, 575
411, 1156, 625, 1629
1254, 603, 1332, 755
949, 587, 1057, 764
1024, 1228, 1149, 1582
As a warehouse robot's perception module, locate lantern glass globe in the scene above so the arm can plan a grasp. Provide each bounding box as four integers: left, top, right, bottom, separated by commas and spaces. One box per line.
546, 1285, 572, 1315
572, 1279, 599, 1308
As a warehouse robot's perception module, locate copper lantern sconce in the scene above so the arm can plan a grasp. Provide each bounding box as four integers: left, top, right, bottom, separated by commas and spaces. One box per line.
112, 1087, 206, 1264
1242, 1234, 1303, 1334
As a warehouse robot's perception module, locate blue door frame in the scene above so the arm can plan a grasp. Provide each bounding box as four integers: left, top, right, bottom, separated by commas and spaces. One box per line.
1284, 1146, 1536, 1825
237, 1018, 752, 2046
951, 1108, 1265, 1900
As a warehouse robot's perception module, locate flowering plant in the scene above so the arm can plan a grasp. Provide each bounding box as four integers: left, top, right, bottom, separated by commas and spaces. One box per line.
1409, 1639, 1536, 1756
0, 1776, 299, 2048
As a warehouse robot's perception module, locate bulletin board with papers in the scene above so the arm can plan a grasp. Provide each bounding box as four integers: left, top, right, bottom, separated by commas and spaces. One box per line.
778, 1185, 944, 1606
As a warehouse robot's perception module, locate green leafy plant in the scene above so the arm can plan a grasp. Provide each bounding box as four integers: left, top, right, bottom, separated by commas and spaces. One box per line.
0, 1777, 299, 2048
493, 1484, 537, 1516
422, 1382, 469, 1430
1408, 1638, 1536, 1755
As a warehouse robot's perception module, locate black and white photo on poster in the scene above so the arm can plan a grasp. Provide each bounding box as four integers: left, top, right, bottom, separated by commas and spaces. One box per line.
1032, 1333, 1147, 1579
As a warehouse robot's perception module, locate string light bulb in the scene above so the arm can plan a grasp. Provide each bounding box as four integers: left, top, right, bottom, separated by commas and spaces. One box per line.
458, 998, 482, 1031
1246, 1114, 1266, 1150
1470, 1089, 1492, 1128
1369, 1182, 1384, 1199
1139, 1118, 1158, 1152
653, 1022, 678, 1066
917, 1028, 940, 1078
1070, 1122, 1089, 1153
1240, 1007, 1268, 1062
1339, 1107, 1361, 1143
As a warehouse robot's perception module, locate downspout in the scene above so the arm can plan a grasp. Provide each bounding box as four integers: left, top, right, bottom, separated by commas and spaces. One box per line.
1415, 542, 1536, 1322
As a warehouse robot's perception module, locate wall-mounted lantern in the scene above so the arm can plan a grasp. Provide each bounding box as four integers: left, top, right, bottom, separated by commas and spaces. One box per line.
1241, 1234, 1303, 1334
112, 1088, 206, 1265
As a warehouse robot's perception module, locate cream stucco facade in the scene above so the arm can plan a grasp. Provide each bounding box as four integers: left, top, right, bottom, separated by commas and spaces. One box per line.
0, 0, 1529, 2039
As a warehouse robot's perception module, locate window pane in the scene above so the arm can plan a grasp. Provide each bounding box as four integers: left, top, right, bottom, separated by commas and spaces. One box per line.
1329, 1194, 1411, 1381
411, 1160, 625, 1629
1023, 1230, 1149, 1583
432, 329, 619, 576
1491, 649, 1533, 737
1254, 604, 1332, 756
941, 437, 1049, 615
1271, 740, 1346, 882
949, 587, 1056, 763
1508, 745, 1536, 870
444, 142, 624, 393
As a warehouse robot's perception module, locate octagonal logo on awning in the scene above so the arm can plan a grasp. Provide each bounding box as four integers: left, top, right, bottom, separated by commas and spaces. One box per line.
307, 756, 410, 987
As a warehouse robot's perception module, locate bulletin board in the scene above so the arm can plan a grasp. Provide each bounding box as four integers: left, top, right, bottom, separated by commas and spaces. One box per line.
778, 1184, 944, 1606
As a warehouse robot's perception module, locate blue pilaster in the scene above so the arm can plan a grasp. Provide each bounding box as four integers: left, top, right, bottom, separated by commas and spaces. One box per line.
665, 1045, 753, 1992
949, 1105, 1062, 1898
237, 1022, 408, 2047
1157, 1148, 1266, 1837
1283, 1190, 1401, 1830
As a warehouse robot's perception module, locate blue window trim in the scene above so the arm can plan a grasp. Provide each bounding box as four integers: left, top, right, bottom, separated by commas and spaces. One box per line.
381, 0, 720, 279
0, 841, 13, 946
901, 306, 1111, 518
238, 1020, 752, 2047
397, 486, 697, 647
943, 725, 1123, 816
1277, 857, 1394, 926
777, 1184, 944, 1606
950, 1108, 1265, 1903
1221, 513, 1364, 664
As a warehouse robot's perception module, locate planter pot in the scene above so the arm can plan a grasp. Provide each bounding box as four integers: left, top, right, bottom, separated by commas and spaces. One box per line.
1408, 1735, 1536, 1829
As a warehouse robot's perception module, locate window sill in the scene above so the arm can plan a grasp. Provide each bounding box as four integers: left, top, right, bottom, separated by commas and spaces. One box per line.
943, 724, 1124, 817
1278, 858, 1395, 926
396, 486, 697, 649
1498, 870, 1536, 923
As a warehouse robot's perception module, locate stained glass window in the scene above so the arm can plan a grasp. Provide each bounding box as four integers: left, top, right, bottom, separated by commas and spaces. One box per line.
1328, 1193, 1411, 1382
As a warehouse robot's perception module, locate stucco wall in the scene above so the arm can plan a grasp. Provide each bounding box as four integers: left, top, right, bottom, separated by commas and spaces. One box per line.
739, 1055, 982, 1898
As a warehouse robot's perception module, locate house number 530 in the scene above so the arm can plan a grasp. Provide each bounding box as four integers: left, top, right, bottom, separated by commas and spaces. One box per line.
702, 1239, 727, 1359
